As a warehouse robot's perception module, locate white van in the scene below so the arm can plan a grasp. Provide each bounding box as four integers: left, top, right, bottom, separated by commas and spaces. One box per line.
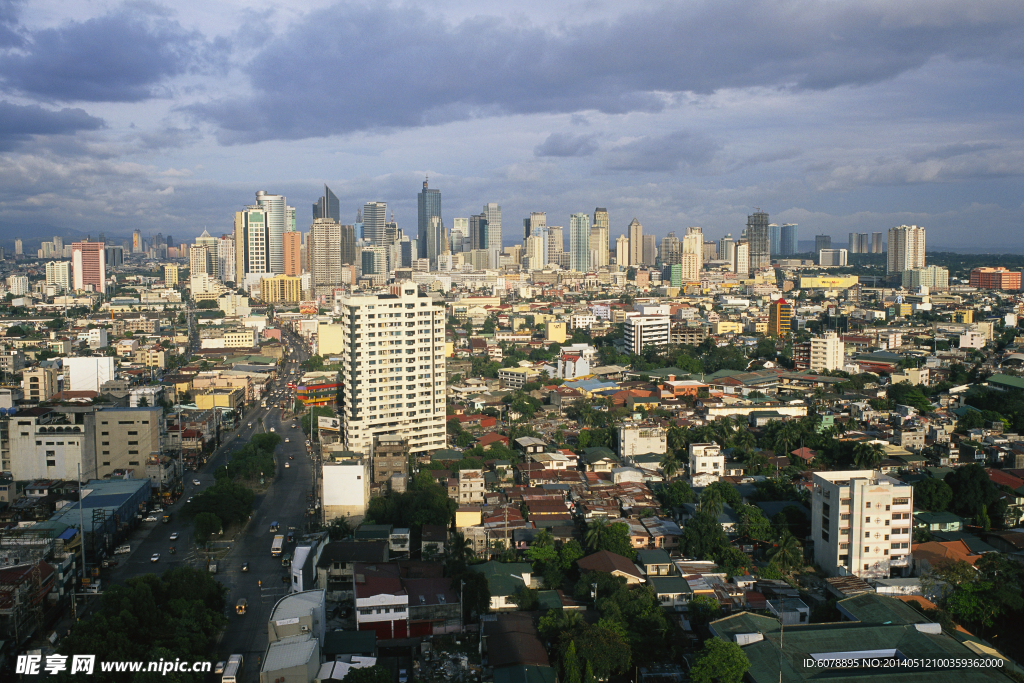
114, 544, 130, 555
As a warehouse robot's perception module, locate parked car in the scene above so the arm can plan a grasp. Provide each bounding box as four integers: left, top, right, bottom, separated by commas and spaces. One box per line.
115, 544, 131, 555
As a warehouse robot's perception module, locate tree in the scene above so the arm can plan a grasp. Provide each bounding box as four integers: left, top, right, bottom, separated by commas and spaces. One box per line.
913, 478, 953, 512
558, 540, 585, 570
736, 504, 773, 541
341, 665, 392, 683
193, 511, 223, 545
852, 442, 885, 470
510, 586, 539, 610
688, 594, 722, 625
561, 641, 582, 683
680, 511, 729, 561
585, 520, 636, 560
767, 530, 803, 571
558, 623, 631, 681
945, 464, 1001, 520
689, 639, 750, 683
326, 516, 353, 541
660, 451, 680, 480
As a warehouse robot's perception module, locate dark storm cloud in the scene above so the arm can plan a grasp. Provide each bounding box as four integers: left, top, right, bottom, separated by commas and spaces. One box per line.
193, 0, 1024, 143
604, 131, 720, 172
0, 6, 213, 102
0, 101, 104, 150
0, 0, 24, 47
534, 132, 599, 158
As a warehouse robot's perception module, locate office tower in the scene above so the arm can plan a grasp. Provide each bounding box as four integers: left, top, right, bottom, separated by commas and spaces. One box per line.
283, 231, 302, 276
400, 239, 416, 268
814, 234, 832, 253
483, 203, 502, 269
733, 241, 749, 276
217, 235, 235, 283
14, 238, 22, 256
362, 201, 387, 247
524, 234, 544, 270
660, 232, 681, 266
569, 213, 590, 272
337, 286, 446, 458
702, 241, 718, 263
779, 224, 798, 256
746, 210, 770, 269
547, 226, 563, 260
524, 211, 546, 240
871, 232, 883, 254
163, 265, 179, 287
628, 218, 643, 266
719, 234, 735, 265
313, 184, 340, 223
45, 261, 72, 290
969, 267, 1020, 291
642, 234, 656, 266
811, 470, 913, 578
104, 245, 124, 267
254, 191, 294, 274
903, 266, 950, 290
592, 208, 609, 268
233, 205, 270, 284
308, 218, 343, 295
340, 224, 356, 265
416, 178, 442, 267
615, 235, 629, 266
132, 230, 143, 253
470, 214, 487, 252
819, 249, 848, 266
451, 218, 468, 253
194, 229, 219, 279
681, 252, 699, 282
848, 232, 859, 254
886, 225, 926, 276
167, 235, 174, 247
768, 298, 792, 337
768, 223, 780, 255
189, 244, 211, 276
71, 240, 106, 294
361, 246, 387, 277
682, 227, 702, 256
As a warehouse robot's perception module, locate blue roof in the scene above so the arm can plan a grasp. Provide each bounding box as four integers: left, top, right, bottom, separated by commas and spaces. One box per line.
565, 379, 617, 392
58, 528, 78, 541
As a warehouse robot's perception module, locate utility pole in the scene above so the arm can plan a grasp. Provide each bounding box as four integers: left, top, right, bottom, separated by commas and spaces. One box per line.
77, 463, 87, 572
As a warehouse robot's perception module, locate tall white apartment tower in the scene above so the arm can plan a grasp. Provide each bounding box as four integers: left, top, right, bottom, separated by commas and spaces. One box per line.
484, 203, 502, 269
338, 286, 447, 460
308, 218, 343, 296
569, 213, 590, 272
628, 218, 643, 267
886, 225, 926, 276
811, 470, 913, 579
363, 202, 388, 247
254, 191, 294, 274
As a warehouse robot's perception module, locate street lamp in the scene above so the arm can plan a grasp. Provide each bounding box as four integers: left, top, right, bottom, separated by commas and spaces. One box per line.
591, 582, 598, 605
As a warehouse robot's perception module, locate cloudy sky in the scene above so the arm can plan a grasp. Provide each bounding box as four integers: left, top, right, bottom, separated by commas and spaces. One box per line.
1, 0, 1022, 250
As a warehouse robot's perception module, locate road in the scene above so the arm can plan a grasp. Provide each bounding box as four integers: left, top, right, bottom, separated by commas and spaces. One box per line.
105, 327, 318, 681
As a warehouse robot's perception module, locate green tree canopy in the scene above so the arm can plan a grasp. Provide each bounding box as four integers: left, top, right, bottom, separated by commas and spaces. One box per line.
913, 478, 954, 512
689, 639, 750, 683
341, 665, 392, 683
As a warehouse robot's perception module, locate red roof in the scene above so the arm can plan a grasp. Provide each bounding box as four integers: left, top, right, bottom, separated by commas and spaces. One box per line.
790, 447, 817, 462
986, 468, 1024, 491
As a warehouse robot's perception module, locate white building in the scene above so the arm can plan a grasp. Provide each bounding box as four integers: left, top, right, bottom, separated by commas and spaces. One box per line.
818, 249, 848, 266
809, 331, 845, 372
559, 343, 598, 365
624, 315, 670, 355
887, 225, 926, 276
65, 356, 116, 393
556, 353, 589, 380
960, 331, 985, 350
5, 275, 28, 296
322, 458, 370, 523
688, 443, 723, 487
45, 261, 73, 291
337, 287, 446, 460
570, 313, 596, 330
811, 470, 913, 579
87, 328, 108, 349
617, 424, 667, 459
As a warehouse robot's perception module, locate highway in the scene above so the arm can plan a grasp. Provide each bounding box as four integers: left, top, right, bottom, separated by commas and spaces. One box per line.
104, 327, 318, 681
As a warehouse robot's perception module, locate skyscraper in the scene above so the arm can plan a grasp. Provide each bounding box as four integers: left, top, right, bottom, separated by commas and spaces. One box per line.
779, 224, 798, 256
362, 201, 388, 247
591, 208, 609, 268
734, 241, 750, 277
628, 218, 643, 266
768, 298, 792, 337
719, 234, 735, 265
283, 231, 302, 276
254, 191, 294, 274
746, 210, 770, 269
871, 232, 883, 254
313, 185, 340, 223
615, 235, 629, 266
195, 229, 219, 279
815, 234, 832, 252
682, 227, 702, 256
417, 179, 442, 267
547, 226, 563, 260
569, 213, 590, 272
340, 225, 356, 265
524, 212, 546, 240
309, 218, 343, 296
484, 203, 502, 269
234, 205, 270, 285
189, 244, 211, 276
132, 230, 143, 254
470, 214, 487, 252
768, 223, 780, 255
887, 225, 926, 276
450, 218, 468, 253
660, 232, 681, 266
642, 234, 657, 266
71, 240, 106, 294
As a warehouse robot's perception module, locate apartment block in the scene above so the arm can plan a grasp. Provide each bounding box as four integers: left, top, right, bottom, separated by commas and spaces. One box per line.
624, 314, 670, 355
23, 366, 59, 402
811, 470, 913, 579
688, 442, 723, 487
457, 468, 485, 504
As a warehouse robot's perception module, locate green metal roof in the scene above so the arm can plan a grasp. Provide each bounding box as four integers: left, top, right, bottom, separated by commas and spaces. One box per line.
988, 374, 1024, 391
636, 548, 673, 566
648, 576, 691, 595
837, 592, 930, 625
470, 560, 533, 598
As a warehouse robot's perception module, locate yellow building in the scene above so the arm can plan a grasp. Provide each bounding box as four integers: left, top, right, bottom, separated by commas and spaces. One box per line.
768, 298, 792, 337
546, 320, 567, 343
445, 341, 454, 357
260, 274, 302, 303
455, 505, 482, 529
954, 309, 974, 324
799, 275, 859, 289
195, 388, 245, 411
712, 321, 743, 335
318, 324, 345, 355
164, 265, 179, 286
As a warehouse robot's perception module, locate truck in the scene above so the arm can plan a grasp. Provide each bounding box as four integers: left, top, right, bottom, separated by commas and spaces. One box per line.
161, 514, 171, 524
222, 654, 243, 683
271, 535, 285, 557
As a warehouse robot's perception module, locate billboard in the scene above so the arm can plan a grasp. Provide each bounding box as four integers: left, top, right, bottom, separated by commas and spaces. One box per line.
317, 416, 341, 432
799, 276, 859, 289
300, 300, 319, 315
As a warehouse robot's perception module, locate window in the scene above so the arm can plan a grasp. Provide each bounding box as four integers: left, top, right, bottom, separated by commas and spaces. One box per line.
865, 517, 871, 523
840, 513, 850, 521
864, 564, 870, 570
865, 532, 871, 538
47, 459, 56, 467
128, 431, 138, 436
840, 542, 849, 549
101, 432, 109, 436
865, 501, 871, 508
102, 442, 109, 446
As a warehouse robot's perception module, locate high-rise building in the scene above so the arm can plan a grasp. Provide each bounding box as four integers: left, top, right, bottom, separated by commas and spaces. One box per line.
44, 259, 74, 290
814, 234, 832, 253
163, 264, 179, 287
969, 267, 1021, 291
189, 244, 212, 276
524, 211, 546, 240
628, 218, 643, 267
779, 224, 798, 255
340, 225, 356, 265
569, 213, 590, 272
819, 249, 848, 266
313, 184, 340, 223
260, 274, 302, 303
719, 234, 735, 265
417, 179, 442, 268
469, 214, 487, 254
811, 470, 913, 578
682, 227, 702, 257
71, 240, 106, 294
547, 226, 563, 260
283, 231, 302, 276
902, 266, 949, 290
450, 218, 468, 253
234, 205, 269, 285
337, 286, 446, 459
217, 235, 235, 283
660, 232, 681, 266
524, 234, 544, 270
768, 223, 780, 255
14, 238, 22, 256
733, 241, 749, 277
361, 246, 387, 277
591, 208, 609, 268
132, 230, 143, 254
105, 245, 124, 267
746, 210, 770, 269
642, 234, 657, 266
484, 203, 502, 269
887, 225, 926, 276
615, 234, 629, 266
254, 191, 294, 274
308, 218, 342, 296
362, 201, 388, 247
702, 241, 718, 263
680, 252, 699, 282
871, 232, 883, 254
768, 298, 792, 337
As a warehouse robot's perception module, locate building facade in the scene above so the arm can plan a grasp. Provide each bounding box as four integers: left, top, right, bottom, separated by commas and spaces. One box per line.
886, 225, 926, 276
71, 241, 106, 294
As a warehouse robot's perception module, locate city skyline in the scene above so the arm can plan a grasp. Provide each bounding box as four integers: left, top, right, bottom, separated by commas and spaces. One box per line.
0, 2, 1022, 250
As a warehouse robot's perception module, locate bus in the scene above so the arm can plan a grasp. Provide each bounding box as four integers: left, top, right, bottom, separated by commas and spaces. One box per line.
222, 654, 243, 683
271, 535, 285, 557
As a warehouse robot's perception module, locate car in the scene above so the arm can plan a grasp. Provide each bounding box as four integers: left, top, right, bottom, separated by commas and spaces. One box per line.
285, 438, 290, 443
101, 558, 118, 568
192, 479, 201, 486
214, 662, 226, 675
399, 669, 409, 683
288, 455, 294, 460
284, 463, 290, 468
187, 496, 193, 503
169, 532, 179, 541
270, 427, 275, 432
143, 516, 157, 522
248, 423, 252, 428
241, 562, 249, 572
150, 553, 160, 563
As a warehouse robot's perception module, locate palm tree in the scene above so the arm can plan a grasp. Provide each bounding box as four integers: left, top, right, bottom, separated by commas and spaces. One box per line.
853, 442, 885, 470
731, 428, 756, 452
667, 427, 689, 455
585, 518, 610, 552
661, 451, 680, 480
714, 416, 735, 444
768, 530, 803, 571
445, 531, 475, 570
700, 487, 724, 518
773, 424, 798, 459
